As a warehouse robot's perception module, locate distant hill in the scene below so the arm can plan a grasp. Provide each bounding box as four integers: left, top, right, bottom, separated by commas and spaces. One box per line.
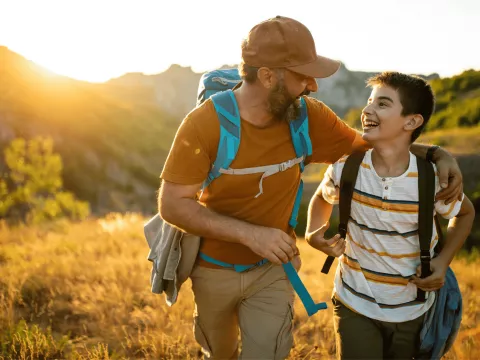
427, 70, 480, 130
107, 64, 203, 119
0, 46, 477, 215
0, 46, 179, 214
108, 63, 439, 120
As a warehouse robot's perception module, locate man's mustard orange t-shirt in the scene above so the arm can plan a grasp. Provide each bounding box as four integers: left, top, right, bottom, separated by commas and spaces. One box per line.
160, 96, 356, 267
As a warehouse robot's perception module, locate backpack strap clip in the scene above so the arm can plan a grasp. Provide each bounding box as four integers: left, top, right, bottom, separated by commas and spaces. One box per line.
338, 223, 348, 239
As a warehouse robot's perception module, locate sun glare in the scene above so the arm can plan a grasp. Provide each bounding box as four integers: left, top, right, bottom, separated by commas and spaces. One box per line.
0, 0, 478, 82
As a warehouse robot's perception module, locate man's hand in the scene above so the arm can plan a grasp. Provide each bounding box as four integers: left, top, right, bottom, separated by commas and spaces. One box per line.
434, 148, 463, 204
410, 257, 448, 292
305, 221, 346, 257
246, 227, 299, 265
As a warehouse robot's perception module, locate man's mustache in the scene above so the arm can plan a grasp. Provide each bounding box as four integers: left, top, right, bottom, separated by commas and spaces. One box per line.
299, 89, 310, 97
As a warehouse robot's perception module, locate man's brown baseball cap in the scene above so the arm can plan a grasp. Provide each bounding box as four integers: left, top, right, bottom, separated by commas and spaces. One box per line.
242, 16, 340, 79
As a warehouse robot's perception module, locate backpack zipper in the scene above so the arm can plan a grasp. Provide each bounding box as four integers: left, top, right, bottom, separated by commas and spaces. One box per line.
211, 77, 240, 85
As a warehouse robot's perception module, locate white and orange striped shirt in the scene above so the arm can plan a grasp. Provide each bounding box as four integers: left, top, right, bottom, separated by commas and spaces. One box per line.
320, 149, 463, 322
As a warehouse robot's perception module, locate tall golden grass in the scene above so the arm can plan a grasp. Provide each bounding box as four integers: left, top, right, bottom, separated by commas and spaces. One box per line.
0, 214, 479, 359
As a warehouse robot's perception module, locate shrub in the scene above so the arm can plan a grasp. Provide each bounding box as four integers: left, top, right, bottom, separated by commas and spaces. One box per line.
0, 137, 90, 224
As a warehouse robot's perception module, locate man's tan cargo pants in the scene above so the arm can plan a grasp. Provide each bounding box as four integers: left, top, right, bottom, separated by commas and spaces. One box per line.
190, 262, 295, 359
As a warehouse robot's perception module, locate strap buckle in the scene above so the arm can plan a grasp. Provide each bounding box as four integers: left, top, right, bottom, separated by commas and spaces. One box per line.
338, 223, 347, 238
420, 250, 431, 262
279, 160, 291, 172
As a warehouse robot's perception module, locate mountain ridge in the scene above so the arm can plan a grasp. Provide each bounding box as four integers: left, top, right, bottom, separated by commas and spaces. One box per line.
0, 46, 478, 215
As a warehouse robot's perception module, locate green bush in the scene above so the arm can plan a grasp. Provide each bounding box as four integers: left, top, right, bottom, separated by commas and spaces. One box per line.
0, 137, 90, 224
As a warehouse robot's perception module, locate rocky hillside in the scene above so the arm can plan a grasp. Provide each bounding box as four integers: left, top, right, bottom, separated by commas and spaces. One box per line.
108, 63, 439, 120
0, 46, 178, 214
0, 46, 478, 216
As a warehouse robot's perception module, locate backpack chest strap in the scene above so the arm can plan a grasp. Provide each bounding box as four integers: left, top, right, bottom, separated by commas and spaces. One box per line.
219, 156, 304, 198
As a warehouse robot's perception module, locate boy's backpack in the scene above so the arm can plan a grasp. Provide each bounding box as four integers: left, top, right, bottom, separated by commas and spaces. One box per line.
321, 151, 462, 359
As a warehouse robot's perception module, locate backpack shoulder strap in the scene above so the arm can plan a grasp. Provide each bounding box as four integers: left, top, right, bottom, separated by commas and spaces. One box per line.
416, 155, 436, 301
289, 97, 312, 170
203, 90, 241, 190
288, 97, 313, 228
434, 215, 444, 254
321, 151, 366, 274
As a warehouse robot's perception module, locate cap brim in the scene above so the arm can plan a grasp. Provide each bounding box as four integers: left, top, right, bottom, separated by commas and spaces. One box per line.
287, 55, 341, 79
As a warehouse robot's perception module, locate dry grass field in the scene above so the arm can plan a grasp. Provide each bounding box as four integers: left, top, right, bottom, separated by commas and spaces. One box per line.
0, 214, 479, 359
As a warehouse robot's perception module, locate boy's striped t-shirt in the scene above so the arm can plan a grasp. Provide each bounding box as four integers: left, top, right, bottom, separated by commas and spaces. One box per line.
320, 149, 463, 322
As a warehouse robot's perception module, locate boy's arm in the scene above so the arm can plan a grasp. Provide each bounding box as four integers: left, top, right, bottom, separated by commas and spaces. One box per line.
350, 132, 463, 204
305, 165, 346, 257
411, 196, 476, 291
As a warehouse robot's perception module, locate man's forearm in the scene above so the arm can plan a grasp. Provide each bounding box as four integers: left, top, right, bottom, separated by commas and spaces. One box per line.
410, 143, 446, 162
160, 197, 256, 246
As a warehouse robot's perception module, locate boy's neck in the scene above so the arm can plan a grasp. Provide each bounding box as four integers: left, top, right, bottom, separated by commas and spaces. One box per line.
371, 143, 411, 178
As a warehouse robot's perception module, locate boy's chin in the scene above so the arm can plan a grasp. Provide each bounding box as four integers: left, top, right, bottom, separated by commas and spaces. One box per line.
361, 131, 378, 143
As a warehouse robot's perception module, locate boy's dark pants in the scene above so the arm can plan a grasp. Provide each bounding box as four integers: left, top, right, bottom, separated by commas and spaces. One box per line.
332, 297, 425, 360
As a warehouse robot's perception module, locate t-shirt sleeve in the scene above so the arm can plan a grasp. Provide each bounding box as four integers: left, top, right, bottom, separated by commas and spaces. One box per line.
432, 164, 464, 219
160, 111, 215, 185
306, 97, 357, 165
319, 157, 347, 205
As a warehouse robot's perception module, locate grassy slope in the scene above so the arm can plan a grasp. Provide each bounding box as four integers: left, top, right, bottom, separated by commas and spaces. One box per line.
0, 47, 178, 213
1, 215, 479, 359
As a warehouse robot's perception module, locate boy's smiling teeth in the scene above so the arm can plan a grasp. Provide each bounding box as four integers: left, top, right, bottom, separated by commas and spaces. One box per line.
363, 120, 379, 128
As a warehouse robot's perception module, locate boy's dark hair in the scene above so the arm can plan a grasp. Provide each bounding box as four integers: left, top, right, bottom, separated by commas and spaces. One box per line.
366, 72, 436, 142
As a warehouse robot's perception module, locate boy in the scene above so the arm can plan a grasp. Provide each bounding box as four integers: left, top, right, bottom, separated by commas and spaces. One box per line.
306, 72, 475, 359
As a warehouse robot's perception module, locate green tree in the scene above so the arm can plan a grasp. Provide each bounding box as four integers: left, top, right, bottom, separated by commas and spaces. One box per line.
0, 137, 90, 224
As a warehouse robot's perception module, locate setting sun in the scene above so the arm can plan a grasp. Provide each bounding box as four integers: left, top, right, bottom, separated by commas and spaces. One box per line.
1, 0, 478, 82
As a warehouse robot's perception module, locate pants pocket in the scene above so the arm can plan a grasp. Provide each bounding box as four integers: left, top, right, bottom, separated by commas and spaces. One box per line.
194, 315, 213, 358
274, 303, 294, 360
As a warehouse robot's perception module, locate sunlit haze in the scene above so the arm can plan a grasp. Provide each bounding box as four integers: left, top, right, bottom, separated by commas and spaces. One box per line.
0, 0, 479, 82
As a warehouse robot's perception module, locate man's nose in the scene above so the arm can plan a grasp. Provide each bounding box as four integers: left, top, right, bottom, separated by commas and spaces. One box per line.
305, 77, 318, 93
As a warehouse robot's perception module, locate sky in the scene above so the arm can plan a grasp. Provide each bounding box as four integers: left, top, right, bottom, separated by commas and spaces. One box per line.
0, 0, 479, 83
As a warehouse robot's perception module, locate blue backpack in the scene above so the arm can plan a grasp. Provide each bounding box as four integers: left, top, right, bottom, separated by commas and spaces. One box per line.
195, 68, 327, 316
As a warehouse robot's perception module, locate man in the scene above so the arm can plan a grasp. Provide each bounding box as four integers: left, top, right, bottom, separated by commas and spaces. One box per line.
305, 72, 474, 359
158, 16, 463, 359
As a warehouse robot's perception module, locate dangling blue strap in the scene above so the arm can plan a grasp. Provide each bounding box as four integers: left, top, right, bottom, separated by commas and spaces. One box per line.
202, 90, 241, 190
199, 252, 327, 317
282, 262, 328, 316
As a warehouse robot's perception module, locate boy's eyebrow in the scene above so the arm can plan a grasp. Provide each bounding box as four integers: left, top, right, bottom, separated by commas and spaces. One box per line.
378, 96, 394, 103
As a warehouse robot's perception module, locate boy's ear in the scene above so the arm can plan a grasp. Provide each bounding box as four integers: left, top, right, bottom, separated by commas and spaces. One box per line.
404, 114, 424, 131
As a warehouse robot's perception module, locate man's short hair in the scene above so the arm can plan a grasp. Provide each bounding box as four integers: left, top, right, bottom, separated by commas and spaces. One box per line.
238, 61, 259, 84
367, 72, 436, 142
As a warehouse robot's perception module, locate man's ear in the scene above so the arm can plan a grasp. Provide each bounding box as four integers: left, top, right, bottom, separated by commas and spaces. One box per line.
404, 114, 424, 131
257, 67, 276, 89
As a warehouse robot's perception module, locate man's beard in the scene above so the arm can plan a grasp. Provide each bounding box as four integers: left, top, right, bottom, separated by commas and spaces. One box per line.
267, 82, 308, 122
